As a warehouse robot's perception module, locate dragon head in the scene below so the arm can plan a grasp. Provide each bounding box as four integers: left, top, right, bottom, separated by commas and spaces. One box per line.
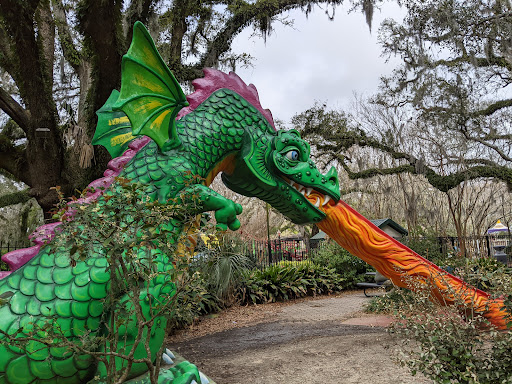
222, 129, 340, 224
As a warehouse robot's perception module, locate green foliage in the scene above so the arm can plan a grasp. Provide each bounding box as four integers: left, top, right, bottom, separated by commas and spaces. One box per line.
191, 232, 254, 306
30, 179, 200, 383
388, 273, 512, 384
168, 271, 221, 331
364, 288, 413, 314
310, 240, 370, 288
448, 258, 512, 293
237, 261, 344, 305
400, 236, 446, 266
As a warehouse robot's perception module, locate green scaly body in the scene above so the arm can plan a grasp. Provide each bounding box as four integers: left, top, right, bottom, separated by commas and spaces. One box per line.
0, 22, 340, 384
0, 89, 277, 383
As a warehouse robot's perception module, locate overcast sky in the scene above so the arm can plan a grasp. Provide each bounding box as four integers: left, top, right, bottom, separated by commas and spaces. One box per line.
230, 2, 405, 124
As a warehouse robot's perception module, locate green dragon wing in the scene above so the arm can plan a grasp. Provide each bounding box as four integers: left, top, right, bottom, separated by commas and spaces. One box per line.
92, 90, 135, 158
113, 21, 188, 152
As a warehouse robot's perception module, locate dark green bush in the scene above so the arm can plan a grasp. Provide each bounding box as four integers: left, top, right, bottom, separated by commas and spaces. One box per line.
364, 288, 414, 314
399, 236, 446, 265
390, 281, 512, 384
310, 241, 370, 288
168, 270, 221, 331
237, 261, 344, 304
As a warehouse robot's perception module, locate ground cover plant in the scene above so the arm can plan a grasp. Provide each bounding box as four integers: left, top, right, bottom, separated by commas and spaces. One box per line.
310, 240, 370, 289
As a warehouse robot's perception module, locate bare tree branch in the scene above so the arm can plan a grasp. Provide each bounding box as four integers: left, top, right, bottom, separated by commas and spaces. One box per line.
200, 0, 341, 68
0, 86, 30, 130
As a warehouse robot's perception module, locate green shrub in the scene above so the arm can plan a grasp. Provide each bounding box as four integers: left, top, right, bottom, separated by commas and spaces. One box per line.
237, 261, 344, 304
389, 273, 512, 384
399, 236, 447, 265
364, 288, 414, 314
168, 271, 221, 331
191, 232, 254, 306
310, 241, 370, 288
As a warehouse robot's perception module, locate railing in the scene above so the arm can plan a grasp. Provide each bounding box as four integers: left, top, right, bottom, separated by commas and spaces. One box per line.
405, 235, 512, 259
1, 235, 510, 268
244, 235, 512, 267
0, 241, 30, 256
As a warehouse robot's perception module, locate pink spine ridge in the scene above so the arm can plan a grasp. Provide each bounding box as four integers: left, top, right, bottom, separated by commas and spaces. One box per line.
177, 68, 276, 131
0, 137, 151, 279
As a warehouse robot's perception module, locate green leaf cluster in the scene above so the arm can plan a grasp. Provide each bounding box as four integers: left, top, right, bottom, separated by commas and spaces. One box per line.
374, 265, 512, 383
310, 240, 371, 288
236, 261, 344, 305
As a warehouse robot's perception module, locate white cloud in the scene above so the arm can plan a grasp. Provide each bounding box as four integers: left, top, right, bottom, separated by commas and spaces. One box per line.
231, 3, 404, 123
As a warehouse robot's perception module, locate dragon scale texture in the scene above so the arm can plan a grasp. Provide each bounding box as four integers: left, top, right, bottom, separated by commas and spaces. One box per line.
0, 78, 283, 383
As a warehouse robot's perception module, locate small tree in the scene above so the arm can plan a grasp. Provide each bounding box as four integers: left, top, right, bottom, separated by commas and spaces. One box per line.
390, 269, 512, 384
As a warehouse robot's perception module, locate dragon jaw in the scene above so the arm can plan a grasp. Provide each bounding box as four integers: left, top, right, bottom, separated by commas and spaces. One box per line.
222, 129, 340, 225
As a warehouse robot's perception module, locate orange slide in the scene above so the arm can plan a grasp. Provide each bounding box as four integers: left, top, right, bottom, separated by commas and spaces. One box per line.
317, 199, 510, 330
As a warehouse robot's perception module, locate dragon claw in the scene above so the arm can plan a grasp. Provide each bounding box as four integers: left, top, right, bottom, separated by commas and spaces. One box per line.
165, 348, 176, 359
162, 352, 174, 365
199, 372, 210, 384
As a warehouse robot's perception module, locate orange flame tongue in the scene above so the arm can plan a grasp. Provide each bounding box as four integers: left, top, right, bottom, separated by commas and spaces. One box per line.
317, 199, 510, 330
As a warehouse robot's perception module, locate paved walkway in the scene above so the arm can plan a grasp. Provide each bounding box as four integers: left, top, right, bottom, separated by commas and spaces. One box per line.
168, 291, 431, 384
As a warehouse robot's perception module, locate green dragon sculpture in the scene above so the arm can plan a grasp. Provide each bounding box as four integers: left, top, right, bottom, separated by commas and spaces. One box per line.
0, 22, 340, 383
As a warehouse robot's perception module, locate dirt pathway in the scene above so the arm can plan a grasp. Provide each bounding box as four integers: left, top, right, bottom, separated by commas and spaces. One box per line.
168, 291, 431, 384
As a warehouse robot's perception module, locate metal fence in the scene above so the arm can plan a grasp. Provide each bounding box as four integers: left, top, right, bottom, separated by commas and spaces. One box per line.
1, 235, 510, 268
0, 241, 30, 256
402, 235, 512, 259
233, 237, 314, 268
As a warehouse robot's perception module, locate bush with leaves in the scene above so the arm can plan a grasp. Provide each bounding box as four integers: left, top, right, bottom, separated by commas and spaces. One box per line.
168, 270, 221, 332
311, 240, 370, 288
399, 236, 447, 266
237, 261, 344, 304
364, 287, 414, 314
388, 272, 512, 384
191, 232, 254, 306
1, 178, 206, 384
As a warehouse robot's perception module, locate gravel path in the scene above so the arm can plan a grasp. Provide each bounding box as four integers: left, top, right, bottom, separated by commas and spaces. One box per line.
168, 291, 431, 384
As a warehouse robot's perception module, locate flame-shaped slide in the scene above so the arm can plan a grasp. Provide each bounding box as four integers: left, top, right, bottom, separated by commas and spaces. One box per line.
317, 199, 510, 330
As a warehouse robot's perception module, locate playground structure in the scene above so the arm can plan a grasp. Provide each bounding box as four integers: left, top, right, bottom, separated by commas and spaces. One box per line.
0, 22, 511, 384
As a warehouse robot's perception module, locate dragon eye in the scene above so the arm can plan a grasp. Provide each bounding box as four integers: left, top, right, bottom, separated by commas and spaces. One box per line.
285, 150, 300, 161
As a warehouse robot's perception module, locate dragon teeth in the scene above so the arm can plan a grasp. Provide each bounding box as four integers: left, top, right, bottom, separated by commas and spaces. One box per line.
314, 197, 320, 208
322, 195, 331, 206
306, 187, 313, 195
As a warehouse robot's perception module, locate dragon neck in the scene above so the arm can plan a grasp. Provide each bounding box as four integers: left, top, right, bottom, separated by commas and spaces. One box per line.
204, 153, 237, 186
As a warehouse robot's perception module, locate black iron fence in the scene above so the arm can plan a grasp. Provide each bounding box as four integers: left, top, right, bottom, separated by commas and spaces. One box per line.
1, 235, 511, 268
244, 238, 313, 267
400, 235, 512, 260
0, 241, 30, 256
